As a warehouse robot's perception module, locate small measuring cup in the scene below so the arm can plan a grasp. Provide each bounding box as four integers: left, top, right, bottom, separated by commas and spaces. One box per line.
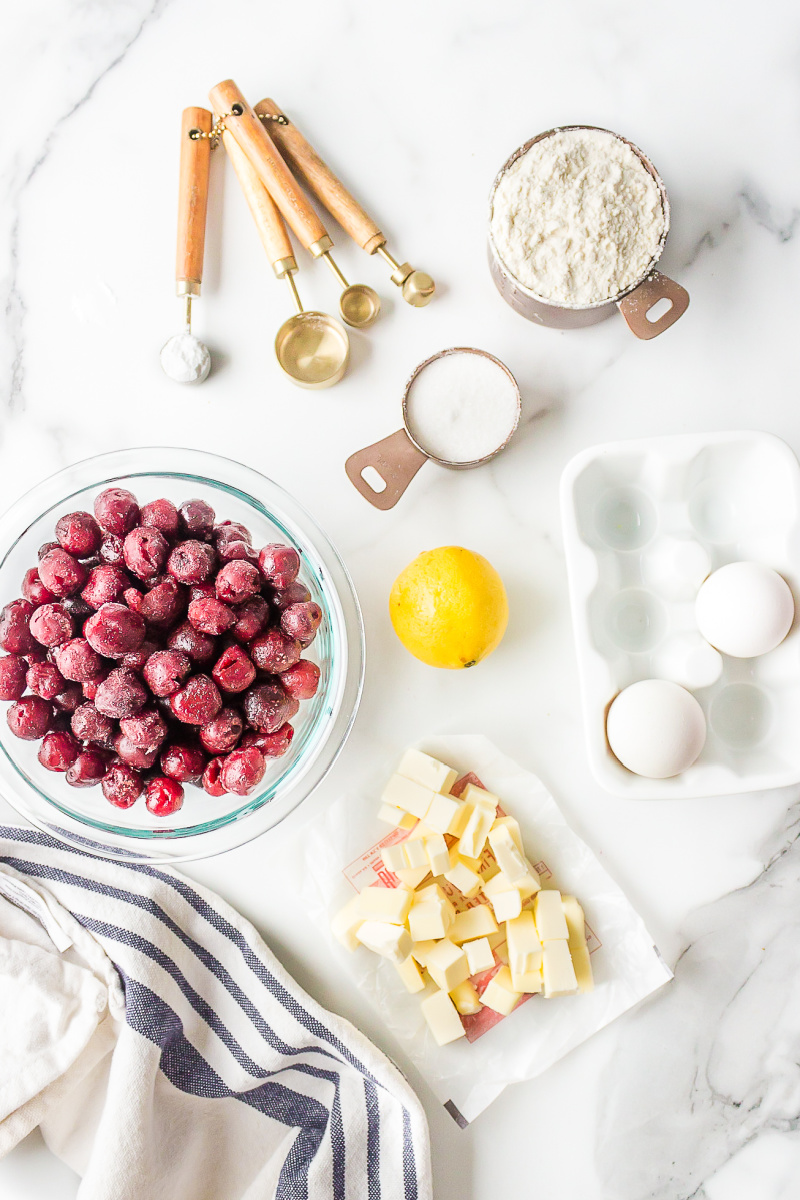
345, 348, 521, 509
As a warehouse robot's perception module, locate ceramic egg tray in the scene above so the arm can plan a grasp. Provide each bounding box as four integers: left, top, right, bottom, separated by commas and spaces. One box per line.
560, 431, 800, 798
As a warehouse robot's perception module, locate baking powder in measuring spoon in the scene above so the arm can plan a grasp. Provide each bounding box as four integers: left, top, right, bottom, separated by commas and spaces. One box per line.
404, 351, 520, 464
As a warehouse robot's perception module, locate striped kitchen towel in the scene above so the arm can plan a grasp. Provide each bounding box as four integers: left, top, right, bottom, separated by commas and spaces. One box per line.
0, 823, 431, 1200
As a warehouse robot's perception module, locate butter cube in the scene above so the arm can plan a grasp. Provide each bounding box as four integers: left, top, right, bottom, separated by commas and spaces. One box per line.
395, 955, 426, 994
483, 872, 522, 922
491, 815, 523, 852
331, 894, 365, 951
381, 844, 408, 874
534, 890, 569, 941
425, 791, 464, 835
404, 837, 430, 870
382, 774, 435, 820
444, 859, 482, 898
448, 802, 472, 839
378, 804, 417, 830
481, 965, 521, 1015
356, 921, 412, 965
358, 885, 412, 925
425, 938, 469, 992
424, 833, 451, 876
449, 979, 482, 1015
562, 895, 594, 993
421, 989, 465, 1045
511, 965, 543, 993
458, 803, 495, 859
415, 882, 448, 903
449, 904, 498, 944
464, 936, 494, 975
488, 825, 531, 886
398, 748, 458, 794
542, 938, 578, 997
516, 869, 542, 900
506, 911, 543, 975
410, 939, 437, 967
460, 783, 500, 811
394, 865, 430, 889
408, 886, 454, 940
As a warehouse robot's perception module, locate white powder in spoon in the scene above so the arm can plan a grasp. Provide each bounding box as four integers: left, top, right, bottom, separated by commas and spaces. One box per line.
160, 331, 211, 384
405, 352, 519, 464
490, 128, 666, 306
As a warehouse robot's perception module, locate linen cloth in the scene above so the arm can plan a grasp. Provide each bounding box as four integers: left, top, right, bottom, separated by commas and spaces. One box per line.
0, 823, 431, 1200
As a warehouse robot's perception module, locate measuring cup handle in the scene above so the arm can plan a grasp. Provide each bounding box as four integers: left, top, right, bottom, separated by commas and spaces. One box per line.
617, 271, 690, 340
345, 429, 428, 510
176, 107, 212, 293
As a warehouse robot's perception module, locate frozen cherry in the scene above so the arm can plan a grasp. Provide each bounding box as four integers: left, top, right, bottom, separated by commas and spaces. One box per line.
221, 747, 266, 796
202, 757, 227, 796
188, 596, 235, 636
121, 638, 160, 672
0, 599, 35, 654
218, 539, 257, 564
250, 629, 301, 674
81, 565, 130, 609
26, 662, 66, 701
94, 488, 140, 538
119, 708, 167, 749
241, 723, 294, 758
56, 511, 101, 558
199, 707, 243, 754
99, 534, 125, 566
38, 541, 60, 561
84, 603, 146, 658
0, 654, 27, 701
215, 521, 251, 547
167, 620, 216, 664
114, 733, 160, 770
8, 696, 52, 739
189, 583, 216, 603
258, 544, 300, 590
71, 703, 114, 746
242, 682, 293, 734
38, 730, 79, 772
143, 649, 191, 697
66, 749, 108, 788
215, 560, 260, 605
281, 601, 322, 647
123, 526, 169, 581
22, 568, 55, 607
281, 659, 321, 700
61, 594, 93, 621
140, 578, 186, 628
167, 540, 216, 585
179, 499, 215, 541
160, 742, 206, 783
53, 684, 83, 713
102, 764, 143, 808
94, 668, 148, 719
145, 776, 184, 816
54, 638, 103, 683
271, 582, 311, 612
231, 596, 270, 644
81, 671, 107, 701
170, 674, 222, 725
140, 498, 180, 540
38, 549, 87, 598
211, 644, 256, 694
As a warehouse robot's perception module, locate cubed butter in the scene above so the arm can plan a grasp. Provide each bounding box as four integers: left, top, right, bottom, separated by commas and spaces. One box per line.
377, 804, 417, 830
410, 939, 438, 967
331, 894, 365, 952
381, 844, 408, 874
381, 774, 435, 820
444, 859, 482, 898
458, 803, 495, 859
397, 748, 458, 795
464, 936, 495, 975
483, 872, 522, 922
424, 833, 451, 876
425, 791, 464, 835
408, 886, 454, 940
403, 837, 429, 870
511, 965, 543, 994
394, 865, 431, 889
425, 938, 469, 992
506, 911, 543, 975
460, 783, 500, 811
395, 955, 426, 993
421, 989, 465, 1045
449, 979, 482, 1015
358, 885, 412, 925
562, 894, 594, 993
534, 890, 569, 941
449, 904, 499, 944
356, 921, 412, 965
481, 965, 521, 1016
491, 814, 523, 852
542, 938, 579, 997
488, 824, 531, 885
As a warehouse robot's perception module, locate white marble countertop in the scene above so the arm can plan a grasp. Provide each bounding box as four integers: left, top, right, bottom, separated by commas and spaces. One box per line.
2, 2, 800, 1197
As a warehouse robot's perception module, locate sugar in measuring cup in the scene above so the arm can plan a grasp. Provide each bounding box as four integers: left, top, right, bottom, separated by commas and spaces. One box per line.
345, 348, 521, 509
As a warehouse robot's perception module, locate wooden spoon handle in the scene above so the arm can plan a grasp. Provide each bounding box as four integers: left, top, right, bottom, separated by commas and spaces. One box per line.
176, 107, 212, 294
209, 79, 328, 253
255, 99, 385, 255
222, 128, 295, 274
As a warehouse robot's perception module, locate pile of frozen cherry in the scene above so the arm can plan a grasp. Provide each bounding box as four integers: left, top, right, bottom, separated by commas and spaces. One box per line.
0, 488, 323, 817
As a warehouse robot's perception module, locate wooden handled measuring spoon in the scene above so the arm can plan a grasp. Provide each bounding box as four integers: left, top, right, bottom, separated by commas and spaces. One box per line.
255, 98, 435, 308
209, 80, 380, 330
160, 107, 213, 384
222, 127, 349, 389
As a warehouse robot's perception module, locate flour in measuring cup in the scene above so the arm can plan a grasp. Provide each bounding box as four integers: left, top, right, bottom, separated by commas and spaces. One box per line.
405, 352, 519, 464
490, 128, 666, 306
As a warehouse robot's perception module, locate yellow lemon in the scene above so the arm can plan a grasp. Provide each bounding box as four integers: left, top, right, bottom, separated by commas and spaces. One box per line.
389, 546, 509, 669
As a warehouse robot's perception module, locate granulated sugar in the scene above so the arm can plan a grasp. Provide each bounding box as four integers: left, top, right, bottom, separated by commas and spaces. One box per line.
405, 352, 519, 464
160, 331, 211, 384
490, 128, 666, 306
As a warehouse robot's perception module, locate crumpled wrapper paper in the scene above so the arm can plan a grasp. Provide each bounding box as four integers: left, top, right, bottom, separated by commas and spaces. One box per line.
300, 734, 672, 1125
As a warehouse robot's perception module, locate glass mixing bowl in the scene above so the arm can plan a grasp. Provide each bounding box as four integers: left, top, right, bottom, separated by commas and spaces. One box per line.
0, 448, 364, 863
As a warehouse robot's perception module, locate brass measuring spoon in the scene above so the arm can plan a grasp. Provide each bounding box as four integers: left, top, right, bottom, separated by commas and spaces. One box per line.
255, 98, 435, 308
209, 81, 380, 330
222, 127, 349, 389
160, 107, 213, 384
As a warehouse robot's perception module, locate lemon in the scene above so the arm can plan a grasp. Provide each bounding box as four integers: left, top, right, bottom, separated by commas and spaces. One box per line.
389, 546, 509, 669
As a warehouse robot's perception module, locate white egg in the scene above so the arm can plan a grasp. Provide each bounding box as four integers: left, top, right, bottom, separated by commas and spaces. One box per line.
606, 679, 707, 779
695, 562, 794, 658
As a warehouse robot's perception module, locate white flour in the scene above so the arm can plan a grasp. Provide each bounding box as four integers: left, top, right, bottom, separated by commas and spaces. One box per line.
405, 352, 518, 464
490, 128, 666, 306
160, 331, 211, 384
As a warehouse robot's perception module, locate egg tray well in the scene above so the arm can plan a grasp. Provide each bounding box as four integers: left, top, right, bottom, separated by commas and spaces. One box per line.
560, 431, 800, 799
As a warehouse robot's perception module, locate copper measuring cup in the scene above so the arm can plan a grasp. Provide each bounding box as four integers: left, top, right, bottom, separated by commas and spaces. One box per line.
488, 125, 689, 339
345, 348, 521, 510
